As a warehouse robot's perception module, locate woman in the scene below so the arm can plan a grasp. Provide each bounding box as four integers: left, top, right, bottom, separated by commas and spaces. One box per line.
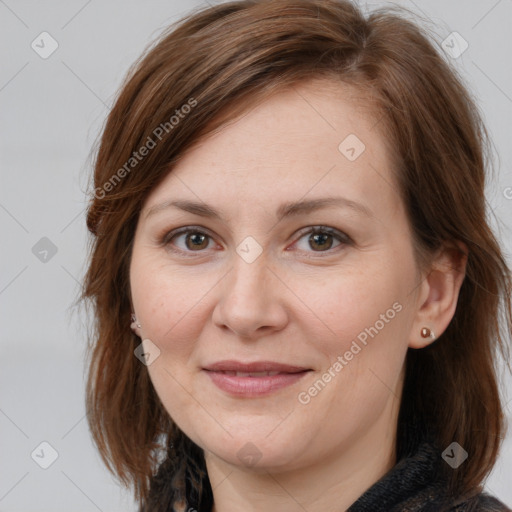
82, 1, 512, 510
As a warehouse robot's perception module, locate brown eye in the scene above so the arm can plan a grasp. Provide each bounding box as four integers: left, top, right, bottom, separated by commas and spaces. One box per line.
293, 226, 351, 254
163, 228, 215, 254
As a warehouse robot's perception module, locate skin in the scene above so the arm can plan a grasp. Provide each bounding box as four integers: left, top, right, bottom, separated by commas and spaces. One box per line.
129, 79, 467, 512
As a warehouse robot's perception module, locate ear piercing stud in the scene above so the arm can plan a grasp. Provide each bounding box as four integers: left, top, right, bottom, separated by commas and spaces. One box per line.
420, 327, 435, 340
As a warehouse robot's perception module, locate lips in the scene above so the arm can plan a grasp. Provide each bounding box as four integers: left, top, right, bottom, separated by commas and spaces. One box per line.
202, 360, 311, 396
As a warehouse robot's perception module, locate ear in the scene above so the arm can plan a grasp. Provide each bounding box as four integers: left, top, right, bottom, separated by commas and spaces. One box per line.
409, 241, 468, 349
130, 312, 143, 338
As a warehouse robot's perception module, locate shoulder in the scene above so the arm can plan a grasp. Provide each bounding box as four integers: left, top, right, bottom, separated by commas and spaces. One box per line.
447, 491, 511, 512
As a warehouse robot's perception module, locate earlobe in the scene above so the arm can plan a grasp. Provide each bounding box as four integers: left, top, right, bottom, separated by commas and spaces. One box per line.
130, 313, 143, 337
408, 241, 468, 349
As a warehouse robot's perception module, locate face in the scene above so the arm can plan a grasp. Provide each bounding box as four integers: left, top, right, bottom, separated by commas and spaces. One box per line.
130, 80, 423, 472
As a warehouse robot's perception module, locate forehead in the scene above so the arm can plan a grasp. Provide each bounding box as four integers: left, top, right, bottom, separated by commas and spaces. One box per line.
143, 80, 400, 219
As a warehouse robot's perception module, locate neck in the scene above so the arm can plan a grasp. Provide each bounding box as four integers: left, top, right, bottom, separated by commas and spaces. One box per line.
205, 406, 398, 512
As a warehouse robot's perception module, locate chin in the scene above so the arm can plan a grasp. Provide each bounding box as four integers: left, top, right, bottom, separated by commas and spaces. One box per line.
196, 428, 308, 472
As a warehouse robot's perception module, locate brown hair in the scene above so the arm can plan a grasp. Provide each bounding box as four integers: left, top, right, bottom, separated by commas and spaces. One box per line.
82, 0, 512, 509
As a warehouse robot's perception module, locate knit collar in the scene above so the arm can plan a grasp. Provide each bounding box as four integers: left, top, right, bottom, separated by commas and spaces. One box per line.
346, 440, 444, 511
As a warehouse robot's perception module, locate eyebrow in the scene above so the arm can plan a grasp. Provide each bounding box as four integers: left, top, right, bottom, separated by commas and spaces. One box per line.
145, 196, 373, 222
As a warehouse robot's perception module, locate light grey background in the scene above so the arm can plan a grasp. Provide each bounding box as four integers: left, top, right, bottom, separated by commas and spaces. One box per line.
1, 0, 511, 510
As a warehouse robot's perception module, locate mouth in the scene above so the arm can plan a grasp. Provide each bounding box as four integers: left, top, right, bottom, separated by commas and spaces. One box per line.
202, 360, 312, 397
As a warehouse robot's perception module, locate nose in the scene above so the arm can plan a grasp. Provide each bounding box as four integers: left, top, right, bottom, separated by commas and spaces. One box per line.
212, 256, 289, 340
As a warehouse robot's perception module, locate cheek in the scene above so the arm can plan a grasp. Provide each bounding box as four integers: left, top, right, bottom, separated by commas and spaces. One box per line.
293, 272, 409, 447
132, 271, 198, 350
297, 261, 412, 420
306, 264, 407, 351
130, 260, 211, 425
130, 250, 229, 370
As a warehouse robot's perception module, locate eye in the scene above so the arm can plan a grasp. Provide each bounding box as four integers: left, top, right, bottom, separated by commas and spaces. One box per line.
163, 227, 216, 254
292, 226, 351, 254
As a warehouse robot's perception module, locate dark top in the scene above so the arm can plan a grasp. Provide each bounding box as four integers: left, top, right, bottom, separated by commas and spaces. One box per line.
142, 438, 511, 511
346, 441, 510, 511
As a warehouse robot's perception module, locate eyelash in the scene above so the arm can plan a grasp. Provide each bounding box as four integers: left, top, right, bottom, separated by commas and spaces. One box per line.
159, 225, 353, 258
